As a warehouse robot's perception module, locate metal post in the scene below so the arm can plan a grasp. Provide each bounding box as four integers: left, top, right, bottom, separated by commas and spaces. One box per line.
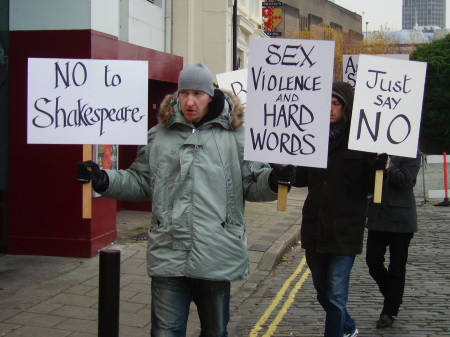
436, 152, 450, 206
421, 152, 427, 204
233, 0, 238, 70
98, 249, 121, 337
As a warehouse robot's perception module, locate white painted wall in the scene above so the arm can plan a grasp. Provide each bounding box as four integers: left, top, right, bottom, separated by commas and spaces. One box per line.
172, 0, 263, 76
91, 0, 120, 37
173, 0, 232, 75
126, 0, 165, 51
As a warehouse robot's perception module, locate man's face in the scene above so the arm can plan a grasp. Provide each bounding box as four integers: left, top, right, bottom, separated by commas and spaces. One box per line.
330, 96, 344, 124
178, 90, 212, 124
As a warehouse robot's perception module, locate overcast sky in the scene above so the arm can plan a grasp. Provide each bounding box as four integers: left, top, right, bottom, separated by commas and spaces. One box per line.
333, 0, 450, 32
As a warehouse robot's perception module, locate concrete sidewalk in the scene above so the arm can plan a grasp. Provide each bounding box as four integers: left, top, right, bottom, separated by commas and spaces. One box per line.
0, 187, 307, 337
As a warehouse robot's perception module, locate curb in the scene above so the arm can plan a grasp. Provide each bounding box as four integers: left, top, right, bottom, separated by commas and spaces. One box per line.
258, 219, 302, 271
227, 219, 302, 337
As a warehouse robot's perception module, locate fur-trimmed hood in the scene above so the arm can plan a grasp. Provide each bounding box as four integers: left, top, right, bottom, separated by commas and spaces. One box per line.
157, 89, 244, 130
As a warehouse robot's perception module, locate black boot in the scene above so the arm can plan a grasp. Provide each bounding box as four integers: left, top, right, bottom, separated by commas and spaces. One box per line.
376, 313, 394, 329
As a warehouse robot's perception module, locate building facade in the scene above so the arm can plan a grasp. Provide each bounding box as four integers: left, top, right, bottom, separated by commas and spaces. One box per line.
402, 0, 446, 29
268, 0, 362, 39
172, 0, 266, 76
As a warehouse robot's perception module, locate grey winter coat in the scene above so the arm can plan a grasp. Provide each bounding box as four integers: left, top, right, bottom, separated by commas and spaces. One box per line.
366, 154, 421, 233
102, 90, 277, 281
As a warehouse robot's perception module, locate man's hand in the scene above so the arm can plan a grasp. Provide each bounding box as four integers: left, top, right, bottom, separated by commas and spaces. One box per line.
269, 164, 295, 193
76, 161, 109, 193
373, 153, 388, 171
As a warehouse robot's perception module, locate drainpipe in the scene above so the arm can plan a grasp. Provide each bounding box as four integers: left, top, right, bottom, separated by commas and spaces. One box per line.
233, 0, 238, 70
164, 0, 172, 53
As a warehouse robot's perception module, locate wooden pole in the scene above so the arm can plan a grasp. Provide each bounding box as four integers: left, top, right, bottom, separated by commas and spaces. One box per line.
82, 144, 93, 219
277, 184, 288, 211
373, 169, 383, 203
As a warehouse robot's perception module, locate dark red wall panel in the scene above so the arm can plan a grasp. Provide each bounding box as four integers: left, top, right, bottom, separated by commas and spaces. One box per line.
117, 39, 183, 83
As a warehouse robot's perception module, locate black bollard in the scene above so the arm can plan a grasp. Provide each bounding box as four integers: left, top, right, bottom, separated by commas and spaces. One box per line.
98, 249, 121, 337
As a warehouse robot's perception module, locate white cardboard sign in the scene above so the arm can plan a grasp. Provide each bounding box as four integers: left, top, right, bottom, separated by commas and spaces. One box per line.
27, 58, 148, 145
348, 55, 427, 158
216, 69, 248, 109
343, 54, 410, 87
246, 38, 335, 168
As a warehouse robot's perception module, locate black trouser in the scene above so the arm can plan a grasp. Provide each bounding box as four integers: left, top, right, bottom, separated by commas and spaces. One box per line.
366, 230, 413, 316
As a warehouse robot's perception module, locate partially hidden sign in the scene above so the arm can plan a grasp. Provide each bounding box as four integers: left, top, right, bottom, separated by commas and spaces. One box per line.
343, 54, 410, 88
216, 69, 248, 109
348, 55, 427, 158
27, 58, 148, 145
246, 38, 335, 168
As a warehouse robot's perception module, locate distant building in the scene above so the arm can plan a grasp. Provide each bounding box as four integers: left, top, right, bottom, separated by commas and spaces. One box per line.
367, 26, 450, 54
390, 26, 449, 44
263, 0, 362, 40
402, 0, 446, 29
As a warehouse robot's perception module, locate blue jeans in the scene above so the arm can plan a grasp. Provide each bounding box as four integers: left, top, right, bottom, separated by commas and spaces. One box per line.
305, 251, 356, 337
150, 276, 230, 337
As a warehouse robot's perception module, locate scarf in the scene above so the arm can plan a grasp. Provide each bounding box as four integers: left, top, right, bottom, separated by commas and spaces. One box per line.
329, 121, 346, 140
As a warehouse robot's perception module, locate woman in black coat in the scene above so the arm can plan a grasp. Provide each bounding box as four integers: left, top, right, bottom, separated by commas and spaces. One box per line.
294, 82, 374, 337
365, 153, 420, 329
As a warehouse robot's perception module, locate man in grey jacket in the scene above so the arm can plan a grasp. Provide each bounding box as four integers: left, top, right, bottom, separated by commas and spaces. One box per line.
366, 153, 421, 329
77, 63, 294, 337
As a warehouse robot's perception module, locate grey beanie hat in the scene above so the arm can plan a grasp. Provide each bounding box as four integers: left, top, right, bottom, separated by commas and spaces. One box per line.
178, 63, 215, 97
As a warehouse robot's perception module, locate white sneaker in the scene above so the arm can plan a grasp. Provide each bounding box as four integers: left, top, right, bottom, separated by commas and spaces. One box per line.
343, 328, 359, 337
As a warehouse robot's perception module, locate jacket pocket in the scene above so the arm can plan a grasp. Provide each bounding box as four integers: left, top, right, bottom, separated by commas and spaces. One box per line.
222, 221, 246, 240
149, 216, 163, 233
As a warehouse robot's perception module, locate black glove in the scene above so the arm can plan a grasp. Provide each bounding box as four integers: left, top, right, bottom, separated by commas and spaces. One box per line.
373, 153, 388, 171
76, 161, 109, 193
269, 164, 295, 193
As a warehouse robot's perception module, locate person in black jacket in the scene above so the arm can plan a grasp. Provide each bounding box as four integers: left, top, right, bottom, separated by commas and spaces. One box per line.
365, 153, 420, 329
294, 82, 373, 337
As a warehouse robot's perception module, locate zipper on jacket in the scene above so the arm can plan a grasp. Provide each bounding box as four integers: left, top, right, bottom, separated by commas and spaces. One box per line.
187, 138, 198, 260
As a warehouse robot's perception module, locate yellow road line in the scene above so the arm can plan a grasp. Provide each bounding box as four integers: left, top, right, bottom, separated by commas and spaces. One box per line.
249, 255, 308, 337
262, 268, 311, 337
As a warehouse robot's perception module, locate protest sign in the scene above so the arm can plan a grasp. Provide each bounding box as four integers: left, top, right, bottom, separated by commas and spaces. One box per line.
343, 54, 410, 87
28, 58, 148, 218
246, 38, 335, 168
348, 54, 427, 158
216, 69, 248, 109
27, 58, 148, 145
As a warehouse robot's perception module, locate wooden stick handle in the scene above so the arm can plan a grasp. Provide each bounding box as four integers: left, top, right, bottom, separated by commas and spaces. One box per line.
82, 144, 93, 219
277, 184, 288, 211
373, 169, 383, 204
